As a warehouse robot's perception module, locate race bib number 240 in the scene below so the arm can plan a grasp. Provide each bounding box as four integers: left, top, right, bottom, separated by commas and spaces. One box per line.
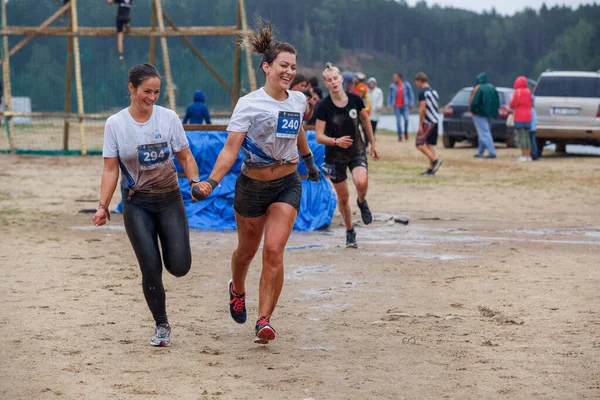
276, 111, 301, 138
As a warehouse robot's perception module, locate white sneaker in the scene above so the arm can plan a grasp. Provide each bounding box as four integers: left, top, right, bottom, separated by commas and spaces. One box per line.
526, 156, 532, 162
516, 156, 526, 162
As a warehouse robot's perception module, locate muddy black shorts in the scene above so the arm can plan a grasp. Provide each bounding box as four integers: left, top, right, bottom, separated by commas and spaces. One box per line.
233, 172, 302, 218
322, 151, 368, 184
116, 15, 131, 33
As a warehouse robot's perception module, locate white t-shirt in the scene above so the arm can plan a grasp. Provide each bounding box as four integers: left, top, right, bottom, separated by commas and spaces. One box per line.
103, 105, 189, 192
227, 88, 306, 168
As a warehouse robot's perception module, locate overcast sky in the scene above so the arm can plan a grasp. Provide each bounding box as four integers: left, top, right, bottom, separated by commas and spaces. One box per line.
405, 0, 596, 15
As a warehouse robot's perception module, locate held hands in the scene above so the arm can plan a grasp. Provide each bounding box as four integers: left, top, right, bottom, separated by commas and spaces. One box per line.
302, 152, 321, 182
191, 179, 218, 201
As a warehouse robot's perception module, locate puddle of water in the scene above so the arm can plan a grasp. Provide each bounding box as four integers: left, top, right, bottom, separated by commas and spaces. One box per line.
71, 225, 125, 231
378, 252, 469, 261
302, 345, 335, 351
286, 244, 326, 251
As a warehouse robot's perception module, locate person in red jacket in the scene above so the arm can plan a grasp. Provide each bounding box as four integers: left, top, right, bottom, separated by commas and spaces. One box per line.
509, 76, 533, 162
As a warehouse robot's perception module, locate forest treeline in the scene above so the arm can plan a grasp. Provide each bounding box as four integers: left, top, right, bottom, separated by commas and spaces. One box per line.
6, 0, 600, 112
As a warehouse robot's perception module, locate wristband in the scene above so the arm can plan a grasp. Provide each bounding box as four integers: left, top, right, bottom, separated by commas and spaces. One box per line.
207, 178, 219, 189
301, 151, 313, 160
333, 138, 337, 146
98, 204, 111, 221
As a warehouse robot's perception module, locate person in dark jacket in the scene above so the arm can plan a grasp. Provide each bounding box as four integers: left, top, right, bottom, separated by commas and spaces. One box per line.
469, 72, 499, 159
182, 90, 211, 125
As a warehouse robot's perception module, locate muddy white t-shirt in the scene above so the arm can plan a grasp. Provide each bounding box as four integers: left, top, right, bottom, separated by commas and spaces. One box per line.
227, 88, 306, 168
103, 105, 189, 191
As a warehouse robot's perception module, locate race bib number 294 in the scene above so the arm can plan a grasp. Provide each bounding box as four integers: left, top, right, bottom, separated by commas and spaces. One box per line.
138, 142, 170, 169
276, 111, 301, 138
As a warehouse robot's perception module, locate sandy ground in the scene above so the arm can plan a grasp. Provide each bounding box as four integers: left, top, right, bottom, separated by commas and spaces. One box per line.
1, 133, 599, 399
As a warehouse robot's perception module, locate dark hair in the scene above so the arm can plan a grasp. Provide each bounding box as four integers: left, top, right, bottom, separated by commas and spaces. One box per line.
128, 63, 161, 88
395, 72, 403, 79
291, 73, 308, 90
308, 76, 319, 88
302, 89, 312, 98
414, 72, 428, 82
312, 86, 323, 99
244, 20, 296, 76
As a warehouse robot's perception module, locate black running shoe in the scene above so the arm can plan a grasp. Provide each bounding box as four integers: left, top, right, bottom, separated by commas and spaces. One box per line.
254, 316, 276, 344
356, 199, 373, 225
431, 159, 443, 174
346, 228, 358, 248
228, 279, 246, 324
421, 169, 433, 176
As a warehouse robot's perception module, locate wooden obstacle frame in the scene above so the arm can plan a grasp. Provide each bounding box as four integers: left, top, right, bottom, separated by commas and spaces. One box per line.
0, 0, 256, 155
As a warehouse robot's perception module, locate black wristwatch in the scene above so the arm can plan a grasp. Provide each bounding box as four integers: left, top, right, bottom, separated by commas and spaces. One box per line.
189, 177, 201, 186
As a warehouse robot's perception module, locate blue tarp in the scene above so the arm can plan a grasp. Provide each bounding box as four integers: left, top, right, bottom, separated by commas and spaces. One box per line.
115, 130, 336, 231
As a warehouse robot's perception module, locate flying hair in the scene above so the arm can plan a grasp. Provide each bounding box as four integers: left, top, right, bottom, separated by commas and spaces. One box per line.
243, 18, 297, 75
322, 62, 341, 78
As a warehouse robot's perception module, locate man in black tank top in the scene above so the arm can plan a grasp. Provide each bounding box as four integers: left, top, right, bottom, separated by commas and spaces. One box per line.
108, 0, 132, 63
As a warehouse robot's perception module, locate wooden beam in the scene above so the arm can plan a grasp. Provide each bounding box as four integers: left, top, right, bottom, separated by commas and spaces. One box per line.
1, 0, 15, 152
153, 0, 176, 111
238, 0, 256, 92
0, 2, 71, 65
71, 0, 86, 155
63, 9, 74, 151
233, 0, 242, 108
162, 12, 233, 96
149, 2, 157, 65
0, 26, 241, 37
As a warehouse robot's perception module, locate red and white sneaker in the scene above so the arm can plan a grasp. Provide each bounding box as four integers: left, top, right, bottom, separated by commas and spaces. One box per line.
254, 316, 276, 344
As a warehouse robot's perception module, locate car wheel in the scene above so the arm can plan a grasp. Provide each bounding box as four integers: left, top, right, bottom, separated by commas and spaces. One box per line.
442, 135, 455, 148
536, 138, 546, 157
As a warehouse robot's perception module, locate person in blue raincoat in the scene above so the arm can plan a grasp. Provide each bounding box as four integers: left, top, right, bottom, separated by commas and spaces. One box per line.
182, 90, 211, 125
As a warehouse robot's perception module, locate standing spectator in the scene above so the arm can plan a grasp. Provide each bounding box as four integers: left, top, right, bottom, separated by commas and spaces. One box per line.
107, 0, 132, 63
182, 90, 211, 125
528, 78, 539, 160
367, 77, 383, 138
387, 72, 414, 142
342, 71, 354, 92
509, 76, 533, 162
414, 72, 442, 176
469, 72, 499, 158
352, 72, 371, 115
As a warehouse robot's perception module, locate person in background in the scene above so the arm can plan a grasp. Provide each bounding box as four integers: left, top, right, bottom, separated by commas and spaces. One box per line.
308, 76, 319, 90
290, 74, 309, 92
352, 72, 371, 116
509, 76, 533, 162
182, 90, 211, 125
342, 71, 355, 92
92, 63, 202, 347
387, 72, 414, 142
414, 72, 442, 176
366, 77, 384, 139
469, 72, 499, 159
305, 86, 323, 126
107, 0, 132, 63
528, 78, 539, 160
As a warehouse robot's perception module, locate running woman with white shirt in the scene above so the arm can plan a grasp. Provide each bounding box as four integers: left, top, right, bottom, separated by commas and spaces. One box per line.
195, 22, 320, 344
92, 63, 202, 347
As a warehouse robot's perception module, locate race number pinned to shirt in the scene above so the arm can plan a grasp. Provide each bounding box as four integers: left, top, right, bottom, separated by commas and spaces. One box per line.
276, 111, 301, 138
138, 142, 170, 169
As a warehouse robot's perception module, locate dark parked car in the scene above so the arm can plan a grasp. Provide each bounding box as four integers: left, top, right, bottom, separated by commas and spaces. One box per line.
441, 87, 515, 148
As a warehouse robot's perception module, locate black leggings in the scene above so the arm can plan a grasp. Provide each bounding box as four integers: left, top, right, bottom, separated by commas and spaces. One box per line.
122, 189, 191, 325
